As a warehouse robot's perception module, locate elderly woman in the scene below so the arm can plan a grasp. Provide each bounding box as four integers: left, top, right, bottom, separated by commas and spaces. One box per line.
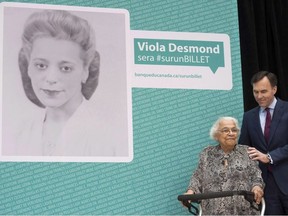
183, 117, 264, 215
16, 9, 114, 156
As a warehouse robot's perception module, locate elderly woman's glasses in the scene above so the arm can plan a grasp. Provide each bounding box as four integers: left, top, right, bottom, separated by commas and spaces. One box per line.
218, 127, 239, 134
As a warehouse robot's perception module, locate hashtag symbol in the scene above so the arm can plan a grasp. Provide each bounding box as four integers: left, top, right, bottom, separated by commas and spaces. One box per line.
157, 55, 161, 61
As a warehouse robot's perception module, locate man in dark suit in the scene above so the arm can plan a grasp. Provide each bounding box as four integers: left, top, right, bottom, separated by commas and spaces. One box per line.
239, 71, 288, 215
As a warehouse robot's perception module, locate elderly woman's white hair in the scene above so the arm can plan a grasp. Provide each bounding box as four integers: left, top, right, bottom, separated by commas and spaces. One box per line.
209, 116, 240, 140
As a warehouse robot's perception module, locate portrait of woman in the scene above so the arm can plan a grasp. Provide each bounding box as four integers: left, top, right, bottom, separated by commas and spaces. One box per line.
0, 3, 132, 161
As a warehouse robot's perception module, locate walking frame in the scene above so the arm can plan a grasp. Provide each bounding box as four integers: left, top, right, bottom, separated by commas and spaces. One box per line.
178, 190, 265, 215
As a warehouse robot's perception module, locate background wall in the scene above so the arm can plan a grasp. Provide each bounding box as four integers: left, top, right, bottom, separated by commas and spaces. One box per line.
0, 0, 242, 214
238, 0, 288, 111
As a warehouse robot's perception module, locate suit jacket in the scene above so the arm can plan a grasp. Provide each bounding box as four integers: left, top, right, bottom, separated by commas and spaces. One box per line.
239, 99, 288, 195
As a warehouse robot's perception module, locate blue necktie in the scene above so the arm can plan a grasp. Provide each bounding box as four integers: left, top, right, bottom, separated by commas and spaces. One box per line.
264, 108, 271, 144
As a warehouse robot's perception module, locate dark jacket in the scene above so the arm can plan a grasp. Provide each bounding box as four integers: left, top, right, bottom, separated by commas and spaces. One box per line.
239, 99, 288, 195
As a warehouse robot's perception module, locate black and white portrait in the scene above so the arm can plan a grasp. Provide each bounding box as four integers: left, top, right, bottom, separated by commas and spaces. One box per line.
0, 2, 133, 162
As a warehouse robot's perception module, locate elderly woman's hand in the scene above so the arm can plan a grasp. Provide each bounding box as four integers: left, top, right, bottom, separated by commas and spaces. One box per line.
185, 189, 194, 195
251, 185, 264, 204
181, 189, 194, 208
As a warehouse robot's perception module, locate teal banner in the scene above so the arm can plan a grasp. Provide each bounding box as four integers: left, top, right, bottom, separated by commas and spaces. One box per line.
0, 0, 242, 215
134, 38, 224, 73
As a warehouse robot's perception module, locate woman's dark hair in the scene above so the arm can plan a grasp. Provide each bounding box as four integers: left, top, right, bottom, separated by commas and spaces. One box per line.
18, 10, 100, 108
